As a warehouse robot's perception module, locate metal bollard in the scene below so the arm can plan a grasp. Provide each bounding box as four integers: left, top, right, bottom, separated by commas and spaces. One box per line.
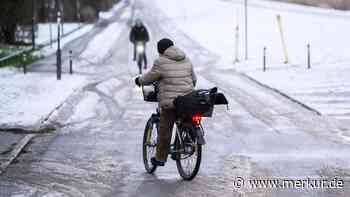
23, 54, 27, 74
307, 44, 311, 69
57, 49, 61, 80
263, 47, 267, 72
69, 50, 73, 74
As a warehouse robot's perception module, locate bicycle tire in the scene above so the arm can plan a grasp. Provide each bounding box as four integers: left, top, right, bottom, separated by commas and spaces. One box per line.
142, 118, 157, 174
175, 130, 202, 181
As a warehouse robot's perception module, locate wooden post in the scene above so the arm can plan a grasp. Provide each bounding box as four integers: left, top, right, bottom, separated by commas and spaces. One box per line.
276, 14, 289, 64
244, 0, 248, 60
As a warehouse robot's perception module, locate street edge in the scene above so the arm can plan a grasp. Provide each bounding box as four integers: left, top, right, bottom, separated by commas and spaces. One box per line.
0, 134, 37, 175
239, 72, 322, 116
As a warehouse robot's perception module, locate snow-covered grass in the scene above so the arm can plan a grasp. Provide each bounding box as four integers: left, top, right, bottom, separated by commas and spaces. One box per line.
246, 62, 350, 120
0, 48, 16, 58
152, 0, 350, 122
0, 68, 87, 129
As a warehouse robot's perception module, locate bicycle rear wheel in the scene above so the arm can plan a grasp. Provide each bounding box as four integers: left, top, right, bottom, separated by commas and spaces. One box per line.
175, 129, 202, 180
142, 117, 157, 173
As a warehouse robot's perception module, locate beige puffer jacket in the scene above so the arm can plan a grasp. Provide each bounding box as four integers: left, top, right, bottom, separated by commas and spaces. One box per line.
139, 46, 197, 109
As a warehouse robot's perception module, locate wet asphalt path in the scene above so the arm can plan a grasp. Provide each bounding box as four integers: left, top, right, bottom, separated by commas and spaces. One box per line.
1, 0, 350, 196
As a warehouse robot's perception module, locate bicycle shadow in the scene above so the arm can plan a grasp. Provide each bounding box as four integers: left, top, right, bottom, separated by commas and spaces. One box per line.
124, 168, 232, 197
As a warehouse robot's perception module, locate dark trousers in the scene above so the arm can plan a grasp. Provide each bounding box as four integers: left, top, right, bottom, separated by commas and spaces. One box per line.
133, 43, 148, 68
156, 108, 176, 162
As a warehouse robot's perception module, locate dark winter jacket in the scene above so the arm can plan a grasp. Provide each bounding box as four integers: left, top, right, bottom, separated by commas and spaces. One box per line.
129, 25, 150, 43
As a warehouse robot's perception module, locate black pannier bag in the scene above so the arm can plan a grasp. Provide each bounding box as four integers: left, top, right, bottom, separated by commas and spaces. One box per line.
173, 88, 218, 117
214, 93, 229, 106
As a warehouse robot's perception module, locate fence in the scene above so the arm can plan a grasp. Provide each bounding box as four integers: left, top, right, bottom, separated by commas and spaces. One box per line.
0, 49, 32, 68
0, 23, 84, 68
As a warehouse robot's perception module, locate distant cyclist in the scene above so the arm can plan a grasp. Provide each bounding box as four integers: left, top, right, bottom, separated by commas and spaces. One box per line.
129, 19, 149, 69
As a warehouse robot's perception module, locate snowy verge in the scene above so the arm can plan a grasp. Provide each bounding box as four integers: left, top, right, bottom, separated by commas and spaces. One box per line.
0, 69, 87, 131
240, 72, 322, 115
203, 69, 350, 144
0, 23, 92, 131
0, 1, 130, 131
152, 0, 350, 123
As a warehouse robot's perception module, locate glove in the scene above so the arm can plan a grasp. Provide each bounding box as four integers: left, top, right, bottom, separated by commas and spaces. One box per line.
135, 77, 141, 87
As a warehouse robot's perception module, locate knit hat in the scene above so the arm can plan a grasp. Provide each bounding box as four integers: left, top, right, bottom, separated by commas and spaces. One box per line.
157, 38, 174, 54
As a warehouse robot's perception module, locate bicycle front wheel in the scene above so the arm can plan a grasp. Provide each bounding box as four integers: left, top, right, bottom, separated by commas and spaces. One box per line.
175, 130, 202, 181
137, 56, 143, 74
142, 118, 157, 173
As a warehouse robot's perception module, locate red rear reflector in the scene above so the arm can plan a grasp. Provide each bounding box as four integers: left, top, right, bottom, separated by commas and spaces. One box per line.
192, 114, 202, 124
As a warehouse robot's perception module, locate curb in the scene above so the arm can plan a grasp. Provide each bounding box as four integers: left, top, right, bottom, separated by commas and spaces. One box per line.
239, 72, 322, 116
0, 134, 36, 175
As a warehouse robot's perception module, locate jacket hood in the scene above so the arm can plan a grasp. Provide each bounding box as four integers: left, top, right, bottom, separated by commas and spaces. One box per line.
163, 46, 186, 61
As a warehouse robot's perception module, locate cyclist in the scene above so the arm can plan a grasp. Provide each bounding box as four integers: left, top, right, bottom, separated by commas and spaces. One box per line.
135, 38, 197, 166
129, 19, 149, 69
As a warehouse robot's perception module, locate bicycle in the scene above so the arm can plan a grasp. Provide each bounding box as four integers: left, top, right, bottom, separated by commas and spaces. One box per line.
141, 83, 228, 180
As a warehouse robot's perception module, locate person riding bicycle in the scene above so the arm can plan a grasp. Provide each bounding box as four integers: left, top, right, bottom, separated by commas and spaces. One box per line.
135, 38, 197, 167
129, 19, 149, 69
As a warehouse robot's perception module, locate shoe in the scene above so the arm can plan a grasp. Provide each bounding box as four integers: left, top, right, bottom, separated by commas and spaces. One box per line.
151, 157, 165, 166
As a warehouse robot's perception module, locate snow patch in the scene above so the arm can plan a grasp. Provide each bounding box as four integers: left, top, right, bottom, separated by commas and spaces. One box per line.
0, 73, 86, 129
96, 78, 122, 96
79, 22, 126, 64
68, 92, 100, 122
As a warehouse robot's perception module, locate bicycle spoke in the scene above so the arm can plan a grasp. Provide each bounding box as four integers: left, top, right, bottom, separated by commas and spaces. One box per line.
180, 142, 198, 176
